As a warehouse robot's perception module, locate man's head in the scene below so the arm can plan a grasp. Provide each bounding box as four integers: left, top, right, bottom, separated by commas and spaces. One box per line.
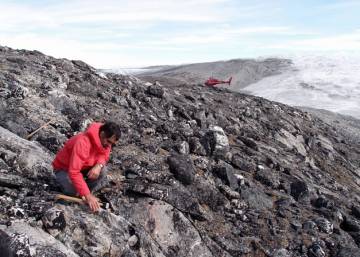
99, 121, 121, 148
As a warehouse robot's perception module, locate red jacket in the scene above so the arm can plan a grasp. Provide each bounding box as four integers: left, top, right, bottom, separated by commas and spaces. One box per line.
52, 122, 111, 196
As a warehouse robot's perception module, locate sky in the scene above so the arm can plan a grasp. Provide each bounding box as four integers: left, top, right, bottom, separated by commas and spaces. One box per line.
0, 0, 359, 68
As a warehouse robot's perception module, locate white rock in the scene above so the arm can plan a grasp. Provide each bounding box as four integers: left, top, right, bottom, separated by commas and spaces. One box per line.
209, 125, 229, 150
128, 235, 138, 247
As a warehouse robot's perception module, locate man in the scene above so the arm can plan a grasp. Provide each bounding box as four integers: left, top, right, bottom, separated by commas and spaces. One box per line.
52, 121, 121, 212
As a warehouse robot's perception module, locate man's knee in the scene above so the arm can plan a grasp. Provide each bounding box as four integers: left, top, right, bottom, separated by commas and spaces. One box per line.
55, 170, 77, 196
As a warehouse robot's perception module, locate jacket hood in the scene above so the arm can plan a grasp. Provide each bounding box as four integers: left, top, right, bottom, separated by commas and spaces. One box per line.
85, 122, 108, 153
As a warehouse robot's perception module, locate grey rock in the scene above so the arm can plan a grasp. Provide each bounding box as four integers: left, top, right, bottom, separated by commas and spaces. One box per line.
272, 248, 291, 257
0, 230, 18, 257
290, 180, 309, 201
112, 96, 129, 107
308, 243, 325, 257
255, 168, 280, 188
209, 125, 229, 149
167, 154, 195, 185
193, 110, 207, 128
348, 231, 360, 247
0, 126, 53, 178
314, 217, 333, 234
0, 221, 79, 257
312, 196, 333, 209
191, 178, 228, 212
120, 249, 138, 257
192, 156, 209, 170
315, 135, 334, 154
234, 174, 245, 186
0, 87, 11, 98
241, 187, 273, 210
178, 122, 193, 137
124, 180, 204, 219
231, 154, 255, 172
189, 137, 207, 156
275, 129, 307, 157
10, 83, 30, 99
341, 216, 360, 232
42, 207, 66, 237
0, 173, 35, 189
146, 84, 164, 98
212, 161, 239, 190
238, 136, 258, 151
352, 205, 360, 220
336, 246, 360, 257
203, 125, 229, 155
176, 141, 190, 154
116, 199, 213, 257
127, 235, 138, 247
303, 220, 318, 232
218, 184, 240, 199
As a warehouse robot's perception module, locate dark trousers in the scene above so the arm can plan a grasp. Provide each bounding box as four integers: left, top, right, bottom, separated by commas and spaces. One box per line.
55, 167, 108, 196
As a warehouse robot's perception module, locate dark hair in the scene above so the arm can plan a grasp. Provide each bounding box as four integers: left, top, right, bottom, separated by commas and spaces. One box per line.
100, 121, 121, 140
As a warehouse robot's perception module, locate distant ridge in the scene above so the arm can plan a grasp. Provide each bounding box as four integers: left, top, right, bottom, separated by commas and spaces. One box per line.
137, 58, 292, 89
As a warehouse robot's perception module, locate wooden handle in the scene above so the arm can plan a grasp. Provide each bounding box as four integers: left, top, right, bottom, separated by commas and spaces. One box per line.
55, 194, 103, 206
55, 194, 85, 204
27, 119, 55, 139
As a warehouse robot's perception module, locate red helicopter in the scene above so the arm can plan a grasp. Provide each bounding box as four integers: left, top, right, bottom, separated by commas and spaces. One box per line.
205, 76, 232, 87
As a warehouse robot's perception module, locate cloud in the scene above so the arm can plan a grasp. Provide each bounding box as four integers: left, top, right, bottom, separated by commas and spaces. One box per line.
263, 30, 360, 52
319, 0, 360, 10
0, 0, 232, 28
145, 26, 316, 46
222, 26, 318, 36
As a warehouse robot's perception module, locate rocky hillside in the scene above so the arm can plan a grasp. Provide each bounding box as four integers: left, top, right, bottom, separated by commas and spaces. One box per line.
299, 106, 360, 145
1, 45, 360, 257
139, 58, 291, 90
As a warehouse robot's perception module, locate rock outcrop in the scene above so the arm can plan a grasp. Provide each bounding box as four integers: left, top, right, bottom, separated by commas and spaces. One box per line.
1, 45, 360, 256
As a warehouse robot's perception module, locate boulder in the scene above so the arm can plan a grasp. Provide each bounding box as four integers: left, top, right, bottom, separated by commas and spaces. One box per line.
314, 217, 333, 234
290, 180, 309, 201
193, 110, 207, 128
308, 243, 325, 257
189, 137, 207, 156
255, 167, 280, 189
240, 187, 273, 210
167, 154, 195, 185
231, 154, 256, 172
0, 221, 79, 257
176, 141, 190, 154
202, 125, 229, 155
146, 85, 164, 98
0, 126, 53, 178
275, 129, 307, 157
238, 136, 258, 151
312, 196, 333, 209
303, 220, 318, 233
42, 207, 66, 237
212, 161, 239, 190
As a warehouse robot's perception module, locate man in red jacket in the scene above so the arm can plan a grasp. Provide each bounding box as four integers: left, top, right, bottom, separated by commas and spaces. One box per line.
52, 121, 121, 212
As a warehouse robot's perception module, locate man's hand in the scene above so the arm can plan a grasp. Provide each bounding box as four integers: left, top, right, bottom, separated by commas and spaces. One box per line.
87, 164, 102, 180
84, 193, 100, 212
